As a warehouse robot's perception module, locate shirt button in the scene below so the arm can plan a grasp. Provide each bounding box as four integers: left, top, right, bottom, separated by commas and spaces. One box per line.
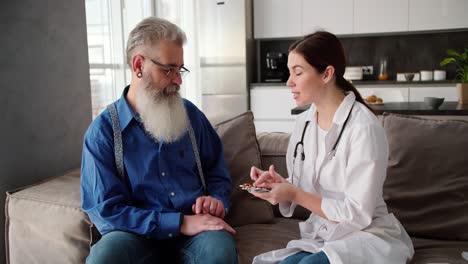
170, 192, 175, 196
161, 172, 166, 176
168, 233, 173, 238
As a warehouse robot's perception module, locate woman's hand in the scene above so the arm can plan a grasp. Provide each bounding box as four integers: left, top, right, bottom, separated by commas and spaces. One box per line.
250, 165, 285, 188
249, 165, 294, 204
250, 181, 298, 205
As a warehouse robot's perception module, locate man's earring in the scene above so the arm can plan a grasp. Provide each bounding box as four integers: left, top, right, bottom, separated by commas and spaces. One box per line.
137, 72, 142, 78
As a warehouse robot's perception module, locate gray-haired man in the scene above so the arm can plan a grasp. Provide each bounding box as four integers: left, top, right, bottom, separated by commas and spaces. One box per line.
81, 17, 237, 263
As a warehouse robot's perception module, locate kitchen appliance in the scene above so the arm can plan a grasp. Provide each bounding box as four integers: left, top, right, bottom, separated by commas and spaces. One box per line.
263, 52, 287, 82
196, 0, 253, 124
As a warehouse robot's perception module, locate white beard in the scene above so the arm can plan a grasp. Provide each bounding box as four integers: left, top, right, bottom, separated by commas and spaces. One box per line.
135, 78, 189, 143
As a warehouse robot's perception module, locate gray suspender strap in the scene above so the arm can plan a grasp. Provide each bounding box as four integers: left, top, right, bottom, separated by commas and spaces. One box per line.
107, 103, 206, 194
187, 123, 207, 195
107, 103, 126, 182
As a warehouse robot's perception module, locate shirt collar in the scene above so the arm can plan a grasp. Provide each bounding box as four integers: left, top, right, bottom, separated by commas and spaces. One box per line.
332, 92, 356, 125
115, 85, 139, 131
303, 92, 356, 125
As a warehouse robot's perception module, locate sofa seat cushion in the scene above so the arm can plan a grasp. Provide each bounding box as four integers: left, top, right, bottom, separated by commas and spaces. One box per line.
235, 217, 301, 264
235, 218, 468, 264
411, 237, 468, 264
5, 170, 90, 264
382, 113, 468, 241
215, 111, 274, 227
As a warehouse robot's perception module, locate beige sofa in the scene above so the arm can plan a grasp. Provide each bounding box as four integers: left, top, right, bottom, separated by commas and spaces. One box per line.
5, 112, 468, 264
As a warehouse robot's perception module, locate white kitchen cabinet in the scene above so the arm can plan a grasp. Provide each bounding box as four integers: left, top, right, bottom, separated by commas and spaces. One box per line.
354, 0, 409, 34
250, 85, 297, 132
409, 86, 458, 101
254, 0, 302, 38
302, 0, 353, 35
357, 87, 410, 102
409, 0, 468, 31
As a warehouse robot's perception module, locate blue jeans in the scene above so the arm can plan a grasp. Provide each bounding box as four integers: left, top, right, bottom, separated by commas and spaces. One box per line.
279, 251, 330, 264
86, 230, 237, 264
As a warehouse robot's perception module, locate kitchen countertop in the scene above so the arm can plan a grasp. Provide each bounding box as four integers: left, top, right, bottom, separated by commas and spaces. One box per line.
252, 80, 456, 87
350, 80, 456, 87
291, 102, 468, 116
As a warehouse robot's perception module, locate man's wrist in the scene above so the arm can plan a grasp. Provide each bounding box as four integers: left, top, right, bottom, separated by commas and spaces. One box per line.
179, 213, 184, 226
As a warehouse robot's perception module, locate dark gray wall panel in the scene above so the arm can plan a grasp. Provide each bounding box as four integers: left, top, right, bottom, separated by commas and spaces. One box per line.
0, 0, 92, 262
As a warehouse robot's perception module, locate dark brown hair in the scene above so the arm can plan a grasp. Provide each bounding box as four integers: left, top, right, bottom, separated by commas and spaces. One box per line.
289, 31, 373, 113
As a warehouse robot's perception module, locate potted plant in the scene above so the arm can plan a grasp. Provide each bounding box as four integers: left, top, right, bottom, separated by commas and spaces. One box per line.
440, 47, 468, 104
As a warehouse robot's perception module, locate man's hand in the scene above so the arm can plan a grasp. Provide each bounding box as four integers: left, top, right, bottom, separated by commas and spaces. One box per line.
191, 196, 225, 218
180, 214, 236, 236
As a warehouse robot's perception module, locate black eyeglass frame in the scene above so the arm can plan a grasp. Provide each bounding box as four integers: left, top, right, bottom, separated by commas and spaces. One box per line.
149, 58, 190, 78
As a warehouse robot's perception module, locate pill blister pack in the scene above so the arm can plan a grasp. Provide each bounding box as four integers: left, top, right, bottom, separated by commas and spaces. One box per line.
239, 183, 270, 193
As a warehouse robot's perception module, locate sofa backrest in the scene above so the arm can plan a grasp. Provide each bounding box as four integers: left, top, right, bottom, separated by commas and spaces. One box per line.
382, 113, 468, 241
256, 132, 290, 177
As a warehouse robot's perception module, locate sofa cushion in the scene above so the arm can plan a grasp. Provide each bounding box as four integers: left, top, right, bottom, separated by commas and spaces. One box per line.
410, 237, 468, 264
235, 217, 301, 264
382, 113, 468, 241
5, 170, 90, 264
214, 111, 274, 227
257, 132, 290, 178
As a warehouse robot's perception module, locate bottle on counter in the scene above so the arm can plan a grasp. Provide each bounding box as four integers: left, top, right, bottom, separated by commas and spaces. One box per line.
378, 57, 389, 81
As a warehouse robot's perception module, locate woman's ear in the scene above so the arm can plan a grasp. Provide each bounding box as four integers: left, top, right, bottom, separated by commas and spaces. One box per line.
322, 66, 335, 84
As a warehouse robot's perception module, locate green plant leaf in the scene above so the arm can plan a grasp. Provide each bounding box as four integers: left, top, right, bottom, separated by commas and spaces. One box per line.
447, 49, 462, 58
444, 48, 468, 82
440, 57, 456, 66
464, 66, 468, 83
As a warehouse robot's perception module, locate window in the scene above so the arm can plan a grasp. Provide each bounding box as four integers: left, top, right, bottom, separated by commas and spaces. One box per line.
85, 0, 200, 118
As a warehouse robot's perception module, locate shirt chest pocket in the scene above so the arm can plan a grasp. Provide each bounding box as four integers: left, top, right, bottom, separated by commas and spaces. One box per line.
163, 140, 197, 173
319, 153, 346, 192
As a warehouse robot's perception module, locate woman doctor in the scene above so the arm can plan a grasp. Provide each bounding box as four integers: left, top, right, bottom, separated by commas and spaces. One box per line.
249, 31, 414, 264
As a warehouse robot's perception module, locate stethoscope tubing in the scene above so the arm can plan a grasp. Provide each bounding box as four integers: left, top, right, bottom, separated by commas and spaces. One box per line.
291, 103, 355, 186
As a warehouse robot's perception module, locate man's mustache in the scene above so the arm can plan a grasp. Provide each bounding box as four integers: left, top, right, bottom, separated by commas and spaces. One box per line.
161, 85, 180, 97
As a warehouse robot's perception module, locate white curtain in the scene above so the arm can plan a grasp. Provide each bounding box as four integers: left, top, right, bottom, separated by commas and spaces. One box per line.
155, 0, 202, 108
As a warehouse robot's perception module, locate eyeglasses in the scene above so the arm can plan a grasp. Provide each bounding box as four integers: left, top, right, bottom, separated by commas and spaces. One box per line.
149, 59, 190, 79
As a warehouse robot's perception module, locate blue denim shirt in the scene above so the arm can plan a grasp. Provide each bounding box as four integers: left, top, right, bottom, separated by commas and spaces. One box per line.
81, 87, 231, 240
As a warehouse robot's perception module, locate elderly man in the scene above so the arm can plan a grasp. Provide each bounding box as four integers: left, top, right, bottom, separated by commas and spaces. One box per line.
81, 17, 237, 264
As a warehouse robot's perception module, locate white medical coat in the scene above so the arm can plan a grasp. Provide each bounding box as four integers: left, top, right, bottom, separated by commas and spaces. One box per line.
253, 93, 414, 264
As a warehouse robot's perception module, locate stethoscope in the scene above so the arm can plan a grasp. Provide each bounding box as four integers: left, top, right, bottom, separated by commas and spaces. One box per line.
291, 103, 355, 186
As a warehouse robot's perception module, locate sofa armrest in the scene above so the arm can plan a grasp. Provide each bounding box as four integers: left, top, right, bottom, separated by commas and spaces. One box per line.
5, 170, 91, 264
